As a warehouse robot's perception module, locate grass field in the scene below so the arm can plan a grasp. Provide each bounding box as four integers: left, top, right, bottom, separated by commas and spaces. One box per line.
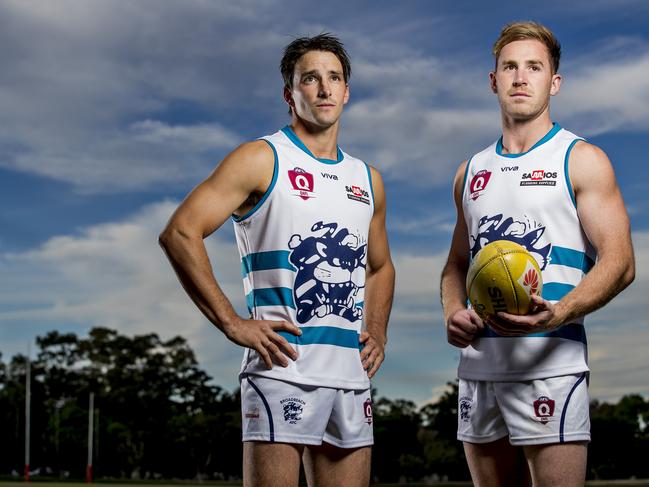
2, 480, 649, 486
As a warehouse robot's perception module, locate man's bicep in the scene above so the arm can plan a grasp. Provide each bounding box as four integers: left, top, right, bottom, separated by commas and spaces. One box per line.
572, 143, 631, 256
366, 168, 392, 272
168, 141, 274, 238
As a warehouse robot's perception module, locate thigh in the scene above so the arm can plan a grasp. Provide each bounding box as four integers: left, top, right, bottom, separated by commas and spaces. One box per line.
303, 442, 371, 487
243, 441, 303, 487
524, 442, 587, 487
495, 373, 590, 446
241, 375, 336, 445
464, 437, 531, 487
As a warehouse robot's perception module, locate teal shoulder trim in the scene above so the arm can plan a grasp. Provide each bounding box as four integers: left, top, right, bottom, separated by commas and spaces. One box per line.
232, 139, 278, 222
281, 125, 343, 164
496, 123, 562, 158
564, 138, 585, 209
364, 162, 375, 205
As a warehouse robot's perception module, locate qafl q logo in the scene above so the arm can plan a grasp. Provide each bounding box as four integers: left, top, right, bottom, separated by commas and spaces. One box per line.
533, 396, 555, 424
363, 399, 373, 425
469, 170, 492, 200
288, 167, 315, 200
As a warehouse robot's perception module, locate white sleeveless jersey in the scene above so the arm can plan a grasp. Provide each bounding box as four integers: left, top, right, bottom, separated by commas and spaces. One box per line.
232, 126, 374, 390
459, 123, 595, 381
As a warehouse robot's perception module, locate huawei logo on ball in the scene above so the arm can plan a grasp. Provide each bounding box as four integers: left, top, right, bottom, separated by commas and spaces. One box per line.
518, 260, 541, 297
523, 268, 540, 295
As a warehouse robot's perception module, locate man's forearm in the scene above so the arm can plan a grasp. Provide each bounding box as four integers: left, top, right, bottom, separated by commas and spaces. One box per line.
554, 254, 634, 326
362, 262, 395, 344
159, 228, 240, 333
440, 261, 469, 324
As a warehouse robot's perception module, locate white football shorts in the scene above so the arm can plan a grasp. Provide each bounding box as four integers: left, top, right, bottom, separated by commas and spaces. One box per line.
457, 373, 590, 446
240, 374, 373, 448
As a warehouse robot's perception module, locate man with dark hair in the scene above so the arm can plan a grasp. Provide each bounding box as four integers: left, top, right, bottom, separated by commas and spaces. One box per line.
441, 21, 634, 486
160, 33, 395, 486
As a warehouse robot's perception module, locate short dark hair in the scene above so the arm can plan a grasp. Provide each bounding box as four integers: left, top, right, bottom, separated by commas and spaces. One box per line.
493, 21, 561, 73
280, 33, 352, 90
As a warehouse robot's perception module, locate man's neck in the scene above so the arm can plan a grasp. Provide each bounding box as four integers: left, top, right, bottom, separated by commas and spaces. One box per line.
500, 112, 554, 155
290, 119, 340, 160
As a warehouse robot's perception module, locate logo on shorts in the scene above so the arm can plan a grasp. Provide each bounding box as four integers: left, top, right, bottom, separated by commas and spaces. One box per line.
533, 396, 555, 424
280, 397, 306, 424
244, 407, 260, 420
363, 398, 373, 425
459, 396, 473, 422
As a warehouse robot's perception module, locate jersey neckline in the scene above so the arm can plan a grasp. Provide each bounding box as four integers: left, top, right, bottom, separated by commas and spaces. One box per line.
281, 125, 344, 165
495, 122, 562, 158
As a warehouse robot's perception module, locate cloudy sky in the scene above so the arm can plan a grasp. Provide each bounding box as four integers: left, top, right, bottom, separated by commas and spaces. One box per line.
1, 0, 648, 405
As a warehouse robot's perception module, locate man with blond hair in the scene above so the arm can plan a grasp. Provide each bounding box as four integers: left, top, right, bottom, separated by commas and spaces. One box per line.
441, 21, 634, 486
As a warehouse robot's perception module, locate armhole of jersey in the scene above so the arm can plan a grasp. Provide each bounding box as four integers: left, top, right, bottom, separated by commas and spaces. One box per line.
460, 156, 474, 199
231, 139, 279, 222
364, 162, 375, 206
563, 138, 585, 210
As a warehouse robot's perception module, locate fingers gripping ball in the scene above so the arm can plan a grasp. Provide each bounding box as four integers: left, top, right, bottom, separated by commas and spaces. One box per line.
466, 240, 543, 320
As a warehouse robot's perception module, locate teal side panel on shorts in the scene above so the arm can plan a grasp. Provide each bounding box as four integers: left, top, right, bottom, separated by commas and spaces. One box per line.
278, 326, 361, 349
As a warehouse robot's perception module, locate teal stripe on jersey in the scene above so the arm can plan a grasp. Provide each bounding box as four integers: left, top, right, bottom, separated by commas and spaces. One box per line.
241, 251, 296, 277
246, 287, 295, 309
542, 282, 575, 301
550, 246, 595, 273
278, 326, 361, 349
482, 323, 586, 344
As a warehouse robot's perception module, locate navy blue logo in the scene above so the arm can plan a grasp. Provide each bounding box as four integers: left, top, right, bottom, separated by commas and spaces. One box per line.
280, 397, 305, 424
288, 221, 366, 324
470, 214, 551, 270
459, 396, 472, 422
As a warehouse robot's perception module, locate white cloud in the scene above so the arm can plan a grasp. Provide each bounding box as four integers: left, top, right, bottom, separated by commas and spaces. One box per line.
0, 200, 248, 389
557, 49, 649, 136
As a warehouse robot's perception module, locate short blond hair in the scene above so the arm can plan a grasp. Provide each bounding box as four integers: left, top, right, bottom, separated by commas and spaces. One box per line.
493, 21, 561, 73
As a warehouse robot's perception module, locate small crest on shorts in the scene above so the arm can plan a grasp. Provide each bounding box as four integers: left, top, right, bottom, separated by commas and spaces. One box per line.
533, 396, 555, 424
280, 397, 306, 424
244, 406, 260, 420
363, 398, 373, 425
459, 396, 473, 422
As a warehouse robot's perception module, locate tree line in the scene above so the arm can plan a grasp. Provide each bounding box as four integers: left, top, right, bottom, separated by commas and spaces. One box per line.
1, 328, 647, 482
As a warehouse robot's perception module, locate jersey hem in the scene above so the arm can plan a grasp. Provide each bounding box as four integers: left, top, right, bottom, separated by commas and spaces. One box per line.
457, 365, 590, 382
240, 370, 370, 391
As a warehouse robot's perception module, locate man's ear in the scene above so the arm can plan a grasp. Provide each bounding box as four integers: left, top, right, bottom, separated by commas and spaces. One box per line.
489, 71, 498, 94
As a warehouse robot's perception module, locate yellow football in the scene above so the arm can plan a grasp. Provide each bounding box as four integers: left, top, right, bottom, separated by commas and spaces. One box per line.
466, 240, 543, 320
